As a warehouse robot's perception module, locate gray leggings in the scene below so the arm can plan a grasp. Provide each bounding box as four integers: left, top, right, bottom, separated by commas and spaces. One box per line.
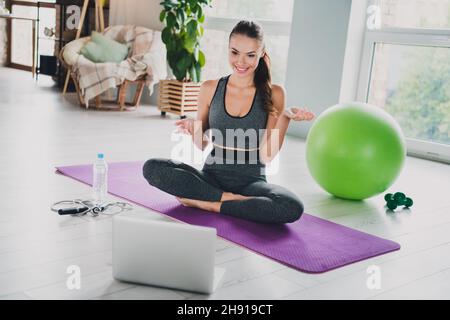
142, 158, 304, 224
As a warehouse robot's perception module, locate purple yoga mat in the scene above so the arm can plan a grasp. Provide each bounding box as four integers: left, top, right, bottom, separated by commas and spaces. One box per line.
55, 161, 400, 273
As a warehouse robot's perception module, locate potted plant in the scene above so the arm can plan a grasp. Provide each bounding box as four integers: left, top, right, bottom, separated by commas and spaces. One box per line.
158, 0, 212, 118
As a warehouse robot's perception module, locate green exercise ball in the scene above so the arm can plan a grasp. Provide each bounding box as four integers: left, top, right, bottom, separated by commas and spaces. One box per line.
305, 102, 406, 200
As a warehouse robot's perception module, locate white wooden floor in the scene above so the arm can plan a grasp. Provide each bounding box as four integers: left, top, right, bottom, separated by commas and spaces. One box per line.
1, 68, 450, 300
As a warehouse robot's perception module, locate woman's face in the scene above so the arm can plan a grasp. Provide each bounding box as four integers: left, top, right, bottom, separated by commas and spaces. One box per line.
228, 34, 264, 78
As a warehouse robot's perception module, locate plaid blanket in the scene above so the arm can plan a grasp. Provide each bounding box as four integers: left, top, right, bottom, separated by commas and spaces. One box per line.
71, 25, 166, 105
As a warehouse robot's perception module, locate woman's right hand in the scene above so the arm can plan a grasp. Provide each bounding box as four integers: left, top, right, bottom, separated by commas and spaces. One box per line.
174, 118, 195, 136
175, 118, 210, 151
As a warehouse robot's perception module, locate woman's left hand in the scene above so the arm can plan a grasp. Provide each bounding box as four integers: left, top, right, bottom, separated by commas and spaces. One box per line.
283, 107, 315, 121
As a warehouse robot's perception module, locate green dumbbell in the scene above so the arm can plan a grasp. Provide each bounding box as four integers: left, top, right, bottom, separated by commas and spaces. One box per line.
384, 192, 413, 210
386, 199, 398, 210
404, 197, 413, 208
393, 192, 406, 205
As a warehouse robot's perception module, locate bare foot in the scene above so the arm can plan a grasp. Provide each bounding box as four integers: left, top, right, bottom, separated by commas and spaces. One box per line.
221, 192, 252, 202
176, 197, 221, 213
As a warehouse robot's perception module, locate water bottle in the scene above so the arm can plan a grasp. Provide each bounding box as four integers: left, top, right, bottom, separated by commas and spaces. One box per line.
93, 153, 108, 205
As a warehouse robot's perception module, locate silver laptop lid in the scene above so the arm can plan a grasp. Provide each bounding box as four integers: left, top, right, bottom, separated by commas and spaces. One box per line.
112, 215, 217, 294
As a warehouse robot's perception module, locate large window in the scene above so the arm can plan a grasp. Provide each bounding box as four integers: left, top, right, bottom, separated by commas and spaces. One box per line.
358, 0, 450, 163
200, 0, 295, 85
373, 0, 450, 29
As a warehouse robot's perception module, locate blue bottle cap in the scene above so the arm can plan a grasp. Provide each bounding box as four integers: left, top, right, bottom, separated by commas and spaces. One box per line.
97, 153, 104, 159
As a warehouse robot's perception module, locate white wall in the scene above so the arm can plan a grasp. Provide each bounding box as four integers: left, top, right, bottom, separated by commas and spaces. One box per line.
0, 19, 6, 66
339, 0, 368, 103
109, 0, 164, 105
284, 0, 353, 139
109, 0, 164, 31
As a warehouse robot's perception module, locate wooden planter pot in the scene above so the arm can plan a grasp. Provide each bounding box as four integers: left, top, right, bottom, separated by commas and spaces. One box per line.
158, 79, 203, 119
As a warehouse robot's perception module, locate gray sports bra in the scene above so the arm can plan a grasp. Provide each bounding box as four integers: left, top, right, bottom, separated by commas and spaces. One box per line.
202, 74, 269, 176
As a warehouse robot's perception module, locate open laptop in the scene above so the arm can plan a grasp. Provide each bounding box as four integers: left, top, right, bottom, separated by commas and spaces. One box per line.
112, 214, 225, 294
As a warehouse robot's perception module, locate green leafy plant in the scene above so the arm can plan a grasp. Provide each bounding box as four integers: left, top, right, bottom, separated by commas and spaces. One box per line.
159, 0, 212, 82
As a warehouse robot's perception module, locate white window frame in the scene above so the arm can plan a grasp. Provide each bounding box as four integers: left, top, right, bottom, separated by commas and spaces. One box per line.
357, 27, 450, 164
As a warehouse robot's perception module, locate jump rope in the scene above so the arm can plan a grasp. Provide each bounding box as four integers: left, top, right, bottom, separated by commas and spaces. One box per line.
51, 199, 133, 217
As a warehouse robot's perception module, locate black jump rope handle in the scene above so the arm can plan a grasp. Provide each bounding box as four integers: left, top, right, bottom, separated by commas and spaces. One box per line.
58, 206, 89, 215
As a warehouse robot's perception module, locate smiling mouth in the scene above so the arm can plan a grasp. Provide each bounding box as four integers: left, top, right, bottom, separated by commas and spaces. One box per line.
235, 66, 249, 72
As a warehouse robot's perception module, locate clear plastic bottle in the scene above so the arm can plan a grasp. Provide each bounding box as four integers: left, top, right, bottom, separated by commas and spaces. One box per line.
93, 153, 108, 205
